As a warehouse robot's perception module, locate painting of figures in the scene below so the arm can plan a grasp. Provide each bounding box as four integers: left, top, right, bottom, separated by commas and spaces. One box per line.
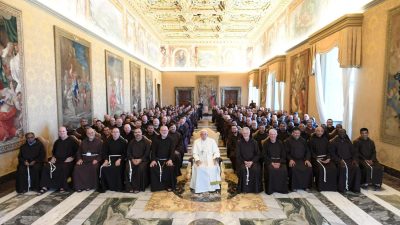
105, 51, 124, 116
197, 76, 218, 109
288, 0, 325, 40
0, 2, 26, 153
54, 26, 92, 129
130, 62, 141, 112
290, 49, 310, 115
89, 0, 123, 41
145, 69, 154, 109
381, 6, 400, 146
126, 12, 137, 52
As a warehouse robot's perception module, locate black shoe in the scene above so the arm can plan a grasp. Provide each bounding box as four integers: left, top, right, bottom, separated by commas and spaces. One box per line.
39, 188, 47, 194
361, 184, 369, 189
374, 185, 382, 191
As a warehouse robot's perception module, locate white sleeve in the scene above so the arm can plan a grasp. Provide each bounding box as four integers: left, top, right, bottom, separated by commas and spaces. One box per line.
192, 140, 200, 162
212, 139, 220, 159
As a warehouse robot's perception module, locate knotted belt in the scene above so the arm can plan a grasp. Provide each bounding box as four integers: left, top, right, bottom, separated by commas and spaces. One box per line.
49, 162, 56, 179
157, 158, 168, 183
317, 155, 327, 182
27, 165, 31, 191
99, 155, 121, 178
365, 160, 373, 180
342, 159, 349, 191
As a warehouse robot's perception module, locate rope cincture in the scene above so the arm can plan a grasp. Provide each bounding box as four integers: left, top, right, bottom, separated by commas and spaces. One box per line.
365, 160, 373, 180
157, 161, 163, 183
128, 160, 133, 183
27, 165, 31, 191
342, 159, 349, 191
317, 155, 327, 182
246, 166, 250, 186
49, 162, 56, 179
99, 155, 121, 178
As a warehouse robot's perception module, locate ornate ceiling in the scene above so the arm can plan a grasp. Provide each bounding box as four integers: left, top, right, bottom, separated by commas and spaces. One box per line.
126, 0, 281, 43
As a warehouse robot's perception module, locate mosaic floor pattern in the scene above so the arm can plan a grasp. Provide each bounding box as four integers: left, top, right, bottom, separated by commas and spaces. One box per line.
0, 117, 399, 225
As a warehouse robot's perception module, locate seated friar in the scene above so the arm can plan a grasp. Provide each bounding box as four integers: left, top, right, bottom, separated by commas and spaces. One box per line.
189, 129, 221, 194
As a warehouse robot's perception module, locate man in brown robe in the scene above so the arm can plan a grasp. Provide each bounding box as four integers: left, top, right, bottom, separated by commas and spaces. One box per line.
226, 125, 240, 172
99, 128, 127, 192
150, 126, 176, 192
353, 128, 383, 190
330, 129, 361, 193
40, 127, 79, 193
73, 128, 102, 191
262, 129, 288, 195
125, 128, 151, 193
309, 127, 337, 191
236, 127, 263, 193
285, 127, 313, 191
16, 132, 45, 193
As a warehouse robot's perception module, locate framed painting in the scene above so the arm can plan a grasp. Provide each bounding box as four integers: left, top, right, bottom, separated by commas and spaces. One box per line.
381, 6, 400, 146
54, 26, 92, 129
105, 50, 124, 116
197, 75, 218, 110
145, 68, 154, 109
175, 87, 194, 106
221, 87, 241, 106
289, 49, 310, 115
0, 2, 26, 154
130, 61, 141, 112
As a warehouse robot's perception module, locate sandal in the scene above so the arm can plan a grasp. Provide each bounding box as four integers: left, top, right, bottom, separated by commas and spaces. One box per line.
39, 187, 47, 194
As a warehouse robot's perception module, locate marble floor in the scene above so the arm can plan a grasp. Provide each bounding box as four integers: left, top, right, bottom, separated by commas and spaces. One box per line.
1, 118, 400, 225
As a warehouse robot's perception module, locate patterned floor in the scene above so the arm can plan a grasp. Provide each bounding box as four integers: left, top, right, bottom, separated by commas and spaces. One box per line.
0, 117, 400, 225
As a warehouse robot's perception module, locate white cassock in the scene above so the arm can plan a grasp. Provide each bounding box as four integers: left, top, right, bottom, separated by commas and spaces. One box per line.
190, 137, 221, 193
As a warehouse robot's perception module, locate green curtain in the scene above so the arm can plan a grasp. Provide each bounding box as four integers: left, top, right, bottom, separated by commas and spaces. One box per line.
3, 16, 18, 43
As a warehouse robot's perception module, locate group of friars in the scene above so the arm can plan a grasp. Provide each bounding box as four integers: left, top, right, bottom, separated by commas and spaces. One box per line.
15, 108, 200, 194
15, 109, 383, 196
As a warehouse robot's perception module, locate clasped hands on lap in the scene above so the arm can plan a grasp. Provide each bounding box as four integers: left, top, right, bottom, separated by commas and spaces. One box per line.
150, 160, 173, 167
289, 160, 311, 167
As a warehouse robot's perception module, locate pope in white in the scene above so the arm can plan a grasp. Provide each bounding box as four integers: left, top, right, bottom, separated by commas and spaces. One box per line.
190, 129, 221, 193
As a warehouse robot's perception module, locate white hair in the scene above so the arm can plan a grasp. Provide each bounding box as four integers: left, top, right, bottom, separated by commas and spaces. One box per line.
268, 129, 277, 135
200, 129, 208, 134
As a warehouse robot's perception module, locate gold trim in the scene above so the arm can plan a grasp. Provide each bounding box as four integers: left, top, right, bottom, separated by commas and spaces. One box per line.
308, 14, 363, 45
260, 55, 286, 67
363, 0, 386, 10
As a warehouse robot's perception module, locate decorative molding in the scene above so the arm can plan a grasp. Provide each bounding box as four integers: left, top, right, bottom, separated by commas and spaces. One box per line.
363, 0, 386, 10
260, 55, 286, 67
308, 14, 363, 45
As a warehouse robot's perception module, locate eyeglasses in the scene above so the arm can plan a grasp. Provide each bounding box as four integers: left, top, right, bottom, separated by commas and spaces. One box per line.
27, 136, 35, 139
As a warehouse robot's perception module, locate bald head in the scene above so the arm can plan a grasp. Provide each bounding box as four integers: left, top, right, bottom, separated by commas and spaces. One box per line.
58, 126, 68, 140
315, 127, 324, 137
